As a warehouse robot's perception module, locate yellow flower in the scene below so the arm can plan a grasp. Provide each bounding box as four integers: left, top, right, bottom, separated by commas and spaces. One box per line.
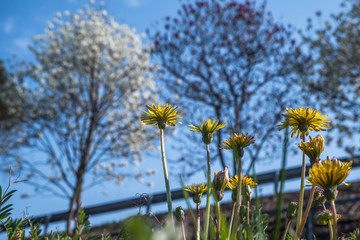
189, 119, 226, 144
228, 175, 257, 202
220, 133, 255, 157
297, 135, 325, 165
228, 175, 257, 190
141, 103, 182, 130
184, 183, 207, 204
307, 157, 352, 191
278, 107, 331, 138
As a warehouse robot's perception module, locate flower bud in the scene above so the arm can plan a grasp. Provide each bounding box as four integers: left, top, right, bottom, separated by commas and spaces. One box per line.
287, 202, 298, 220
213, 167, 229, 201
214, 190, 224, 201
315, 210, 333, 225
314, 187, 324, 199
242, 184, 252, 203
312, 187, 326, 207
175, 206, 185, 222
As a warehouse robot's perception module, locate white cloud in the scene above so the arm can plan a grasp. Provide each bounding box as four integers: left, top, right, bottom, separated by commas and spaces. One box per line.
124, 0, 144, 7
3, 17, 14, 34
14, 37, 30, 51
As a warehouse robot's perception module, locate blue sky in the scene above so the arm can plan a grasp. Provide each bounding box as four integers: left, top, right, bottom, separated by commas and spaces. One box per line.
0, 0, 353, 233
0, 0, 342, 59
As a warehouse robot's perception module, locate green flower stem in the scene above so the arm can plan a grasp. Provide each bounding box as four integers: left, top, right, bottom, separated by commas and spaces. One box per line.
196, 203, 200, 240
281, 220, 292, 240
273, 126, 289, 240
181, 221, 187, 240
295, 135, 306, 240
204, 144, 211, 240
321, 203, 333, 240
330, 200, 338, 240
232, 154, 243, 238
216, 201, 221, 240
160, 129, 174, 225
296, 185, 316, 238
247, 201, 250, 225
227, 202, 236, 240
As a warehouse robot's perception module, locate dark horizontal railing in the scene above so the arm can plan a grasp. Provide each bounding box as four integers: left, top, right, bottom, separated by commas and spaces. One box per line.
12, 156, 360, 231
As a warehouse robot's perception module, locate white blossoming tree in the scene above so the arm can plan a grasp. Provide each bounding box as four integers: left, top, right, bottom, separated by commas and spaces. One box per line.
4, 2, 157, 234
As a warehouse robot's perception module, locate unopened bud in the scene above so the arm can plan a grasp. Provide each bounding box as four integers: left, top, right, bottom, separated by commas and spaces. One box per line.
242, 184, 252, 203
314, 187, 324, 199
313, 187, 326, 207
287, 202, 298, 220
175, 206, 185, 222
315, 210, 333, 225
213, 167, 229, 202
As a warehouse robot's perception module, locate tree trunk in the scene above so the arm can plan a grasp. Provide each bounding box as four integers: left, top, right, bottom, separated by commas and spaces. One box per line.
66, 167, 85, 236
66, 193, 77, 235
66, 103, 96, 235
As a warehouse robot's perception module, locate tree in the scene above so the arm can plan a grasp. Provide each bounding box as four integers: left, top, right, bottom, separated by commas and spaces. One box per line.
0, 60, 33, 160
301, 0, 360, 155
151, 0, 309, 175
5, 2, 157, 235
0, 60, 29, 124
0, 60, 9, 120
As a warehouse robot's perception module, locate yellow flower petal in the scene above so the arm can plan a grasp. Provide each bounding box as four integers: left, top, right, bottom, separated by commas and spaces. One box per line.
220, 133, 255, 150
307, 157, 352, 190
141, 103, 182, 129
189, 118, 225, 144
278, 107, 331, 138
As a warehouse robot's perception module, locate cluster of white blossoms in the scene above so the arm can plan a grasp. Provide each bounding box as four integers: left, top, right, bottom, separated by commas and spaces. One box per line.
5, 0, 159, 200
31, 1, 157, 155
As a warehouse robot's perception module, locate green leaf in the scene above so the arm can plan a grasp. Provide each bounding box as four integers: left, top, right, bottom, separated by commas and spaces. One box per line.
243, 223, 254, 240
220, 214, 229, 239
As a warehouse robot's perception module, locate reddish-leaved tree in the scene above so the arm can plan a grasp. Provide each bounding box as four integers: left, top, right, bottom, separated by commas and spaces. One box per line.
151, 0, 310, 175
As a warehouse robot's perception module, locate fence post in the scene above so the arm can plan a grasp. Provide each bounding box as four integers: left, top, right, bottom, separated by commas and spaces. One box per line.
44, 214, 51, 235
146, 195, 153, 215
